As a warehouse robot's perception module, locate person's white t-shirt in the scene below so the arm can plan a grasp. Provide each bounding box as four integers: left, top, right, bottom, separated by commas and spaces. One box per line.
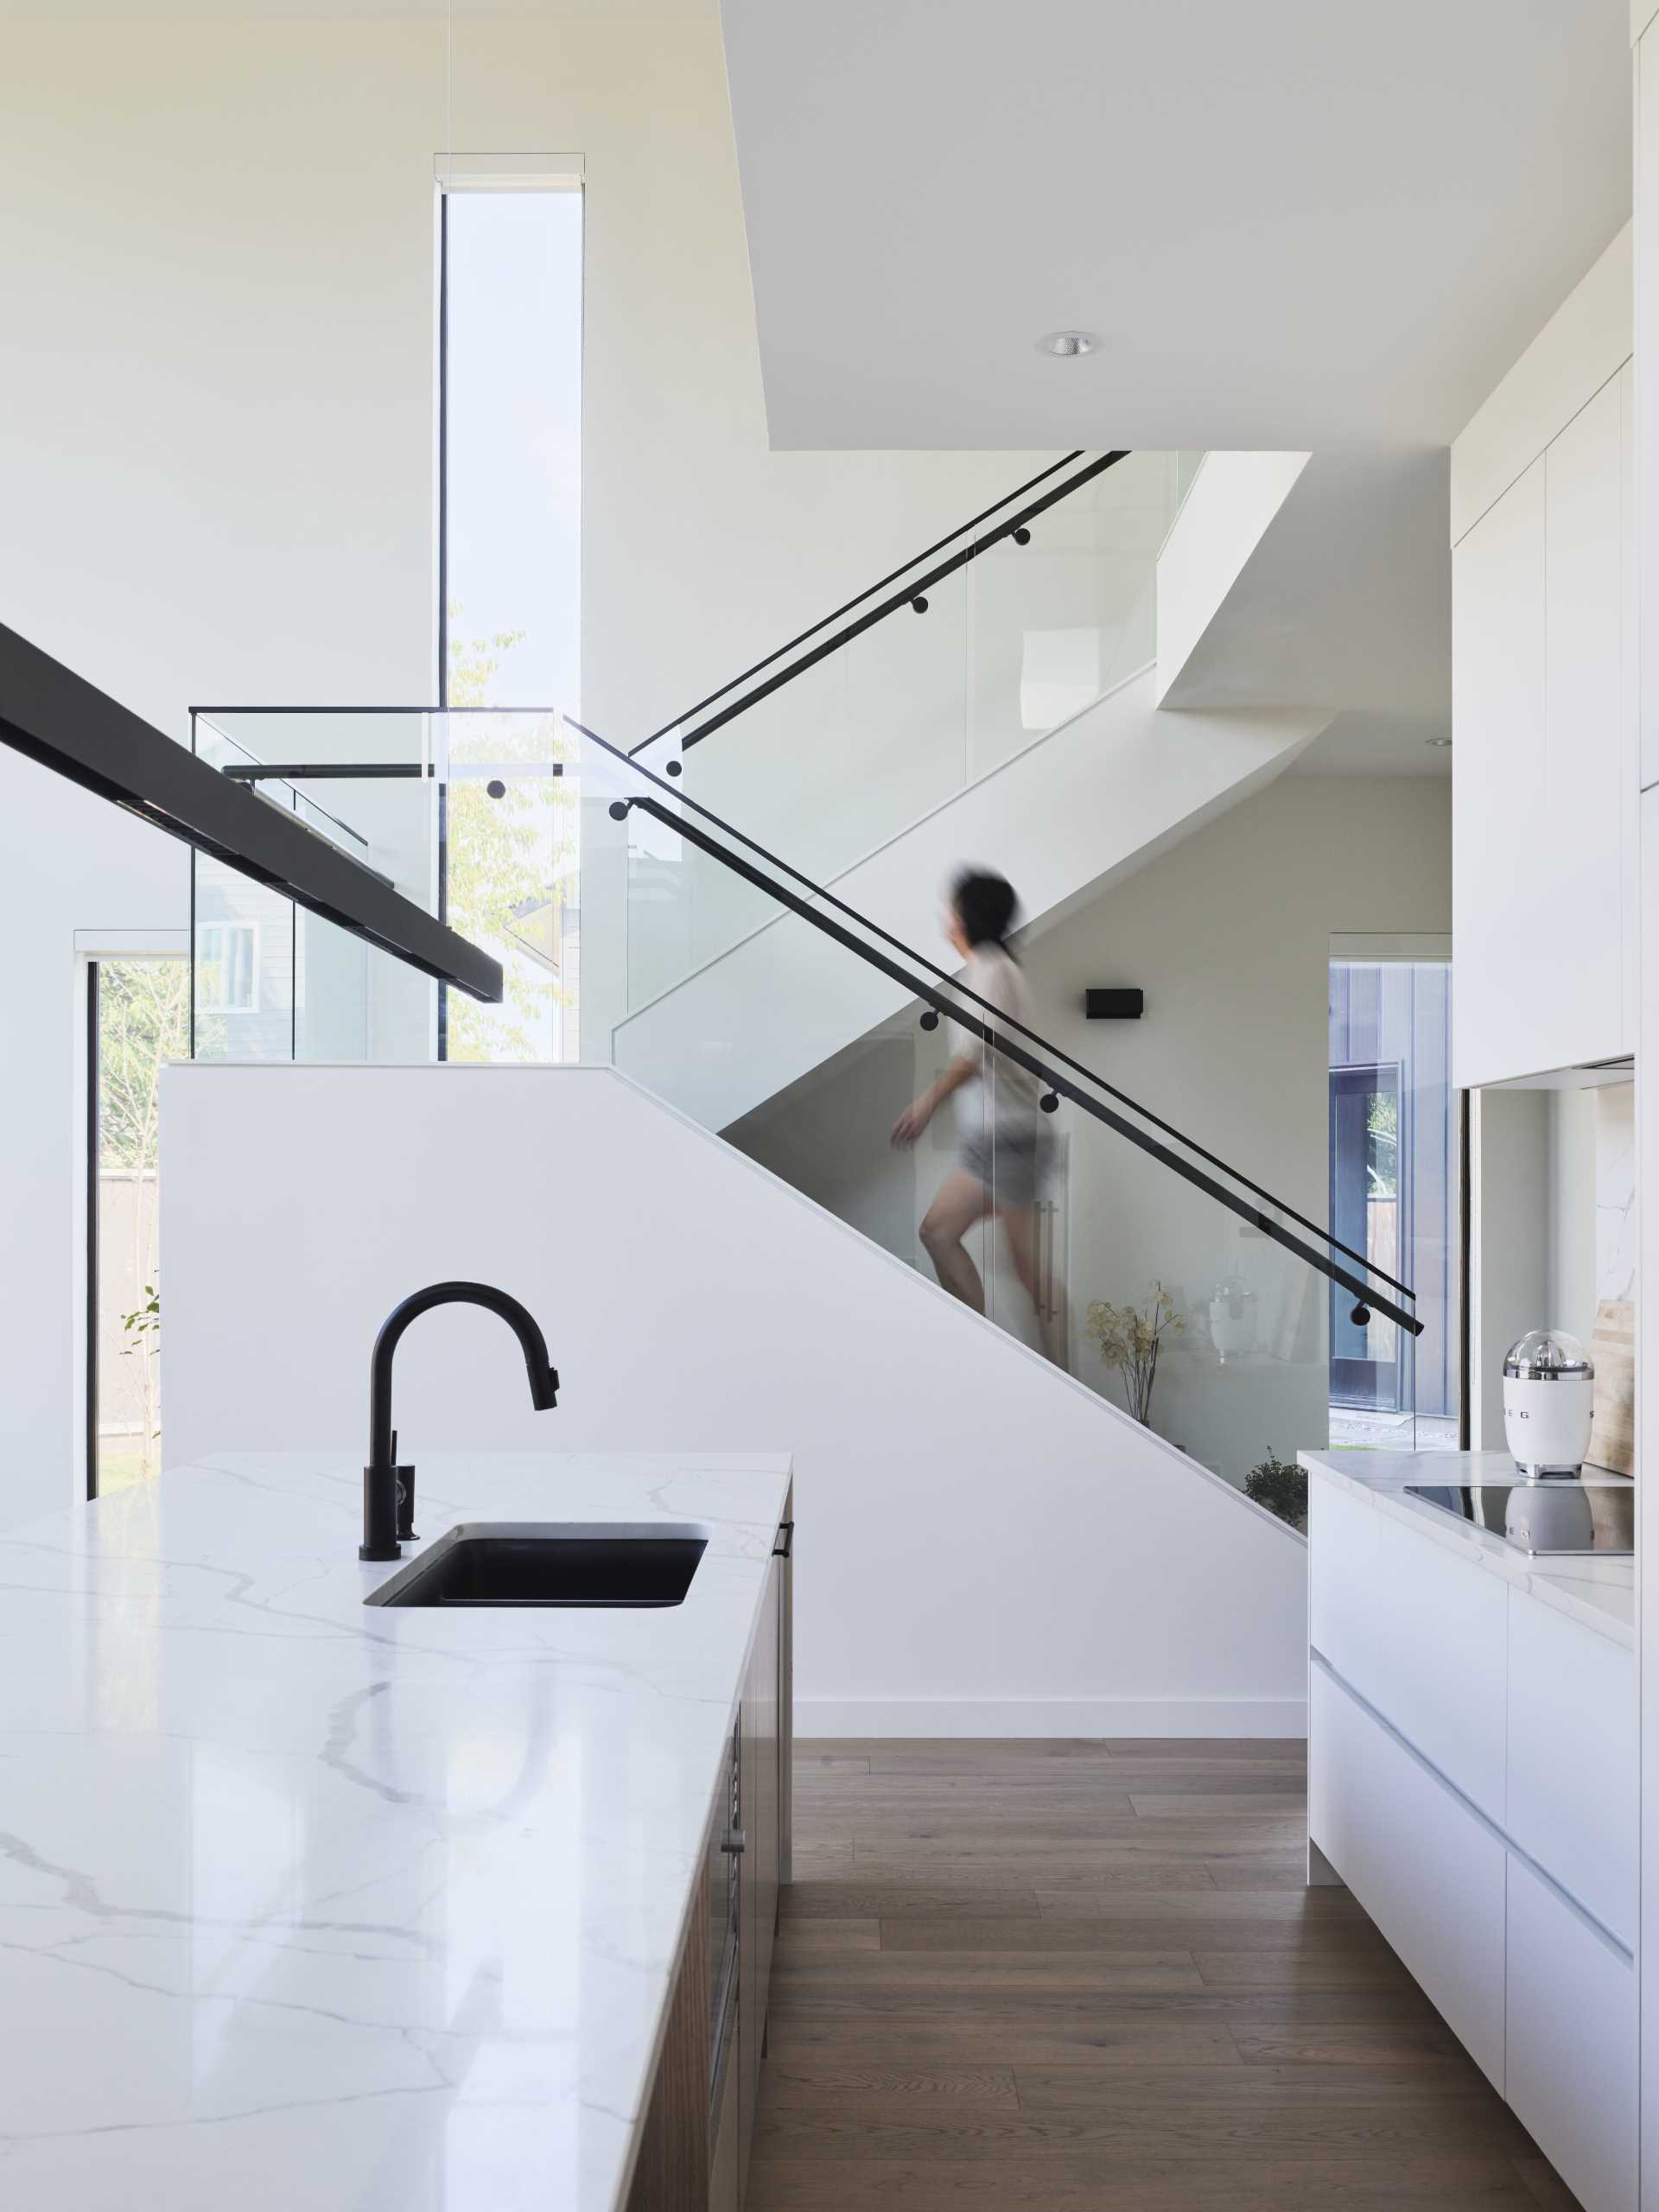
950, 944, 1042, 1136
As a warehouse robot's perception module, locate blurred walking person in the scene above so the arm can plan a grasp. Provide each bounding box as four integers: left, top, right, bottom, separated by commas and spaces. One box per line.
892, 868, 1059, 1356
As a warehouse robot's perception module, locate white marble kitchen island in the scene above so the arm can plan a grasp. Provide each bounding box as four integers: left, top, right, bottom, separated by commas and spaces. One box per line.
0, 1451, 792, 2211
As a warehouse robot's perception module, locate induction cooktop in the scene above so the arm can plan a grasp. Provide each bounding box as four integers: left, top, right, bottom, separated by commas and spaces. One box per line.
1402, 1478, 1633, 1558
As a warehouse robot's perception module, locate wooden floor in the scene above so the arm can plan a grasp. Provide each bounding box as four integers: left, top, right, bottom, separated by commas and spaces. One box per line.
747, 1739, 1576, 2211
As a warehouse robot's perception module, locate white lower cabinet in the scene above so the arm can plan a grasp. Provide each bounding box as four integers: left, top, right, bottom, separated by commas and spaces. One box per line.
1307, 1475, 1379, 1690
1506, 1856, 1636, 2212
1313, 1663, 1638, 2208
1367, 1513, 1508, 1821
1308, 1466, 1639, 2212
1309, 1667, 1506, 2089
1506, 1589, 1637, 1950
1309, 1484, 1507, 1821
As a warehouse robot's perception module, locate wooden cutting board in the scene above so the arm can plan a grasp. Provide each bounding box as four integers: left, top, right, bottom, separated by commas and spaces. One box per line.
1586, 1298, 1635, 1477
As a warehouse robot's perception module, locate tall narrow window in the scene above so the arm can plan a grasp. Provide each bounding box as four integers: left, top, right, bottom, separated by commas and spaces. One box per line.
87, 955, 188, 1496
439, 175, 582, 1062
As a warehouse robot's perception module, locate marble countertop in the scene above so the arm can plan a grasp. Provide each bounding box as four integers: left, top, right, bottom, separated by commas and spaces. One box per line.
1300, 1448, 1633, 1650
0, 1450, 793, 2210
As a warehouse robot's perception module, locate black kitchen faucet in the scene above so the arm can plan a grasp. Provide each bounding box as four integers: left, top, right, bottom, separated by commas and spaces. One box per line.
361, 1282, 559, 1562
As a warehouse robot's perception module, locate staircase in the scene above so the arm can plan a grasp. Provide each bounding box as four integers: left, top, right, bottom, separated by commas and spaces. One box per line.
188, 447, 1416, 1519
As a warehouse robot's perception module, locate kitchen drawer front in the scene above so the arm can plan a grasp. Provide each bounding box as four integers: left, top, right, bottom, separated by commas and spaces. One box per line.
1506, 1592, 1636, 1947
1308, 1473, 1379, 1691
1330, 1507, 1508, 1821
1309, 1666, 1506, 2091
1505, 1854, 1635, 2212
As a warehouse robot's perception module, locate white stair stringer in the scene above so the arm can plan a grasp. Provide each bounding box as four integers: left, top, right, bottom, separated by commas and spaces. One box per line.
613, 664, 1328, 1131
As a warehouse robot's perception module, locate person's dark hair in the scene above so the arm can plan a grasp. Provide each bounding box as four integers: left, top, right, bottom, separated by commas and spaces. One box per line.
951, 868, 1020, 952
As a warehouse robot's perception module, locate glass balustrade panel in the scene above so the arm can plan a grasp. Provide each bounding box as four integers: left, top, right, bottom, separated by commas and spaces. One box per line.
964, 449, 1180, 779
627, 638, 852, 1014
192, 710, 442, 1064
649, 563, 971, 1011
439, 709, 573, 1064
190, 721, 298, 1060
192, 852, 296, 1063
191, 707, 585, 1064
984, 1052, 1415, 1503
622, 454, 1196, 1021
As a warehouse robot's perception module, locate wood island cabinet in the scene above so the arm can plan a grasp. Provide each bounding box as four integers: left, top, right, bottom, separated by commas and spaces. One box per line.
628, 1502, 791, 2212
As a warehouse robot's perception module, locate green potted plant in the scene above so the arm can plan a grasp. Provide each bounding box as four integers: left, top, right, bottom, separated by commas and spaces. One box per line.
1244, 1448, 1307, 1531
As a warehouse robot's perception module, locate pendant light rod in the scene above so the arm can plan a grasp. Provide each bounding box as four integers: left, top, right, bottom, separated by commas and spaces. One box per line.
0, 620, 502, 1002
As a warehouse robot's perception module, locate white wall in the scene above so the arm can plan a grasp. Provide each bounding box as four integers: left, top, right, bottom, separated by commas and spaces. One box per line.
1469, 1090, 1550, 1452
160, 1062, 1310, 1737
1631, 27, 1659, 2203
0, 11, 1059, 1530
1461, 1079, 1628, 1452
1643, 782, 1659, 2212
1549, 1089, 1602, 1349
1025, 776, 1452, 1469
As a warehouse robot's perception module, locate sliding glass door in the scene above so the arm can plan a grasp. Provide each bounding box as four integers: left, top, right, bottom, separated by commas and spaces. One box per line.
1329, 1059, 1406, 1409
1328, 958, 1459, 1450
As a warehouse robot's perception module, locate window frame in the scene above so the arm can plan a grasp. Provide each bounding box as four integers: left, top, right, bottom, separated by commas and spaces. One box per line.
194, 919, 261, 1014
435, 156, 584, 1060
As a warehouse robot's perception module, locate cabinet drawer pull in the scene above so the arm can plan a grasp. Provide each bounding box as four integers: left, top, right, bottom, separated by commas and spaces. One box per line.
772, 1521, 794, 1560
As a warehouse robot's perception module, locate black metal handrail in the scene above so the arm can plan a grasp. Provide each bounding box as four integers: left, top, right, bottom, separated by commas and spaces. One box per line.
629, 452, 1088, 756
574, 717, 1419, 1317
190, 692, 1418, 1330
629, 450, 1129, 762
608, 785, 1420, 1339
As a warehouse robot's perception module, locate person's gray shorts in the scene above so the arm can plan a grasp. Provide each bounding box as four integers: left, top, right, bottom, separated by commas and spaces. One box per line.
958, 1125, 1052, 1207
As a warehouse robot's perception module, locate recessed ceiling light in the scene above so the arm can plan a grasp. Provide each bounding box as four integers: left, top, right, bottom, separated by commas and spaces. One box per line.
1037, 330, 1096, 359
1425, 735, 1452, 748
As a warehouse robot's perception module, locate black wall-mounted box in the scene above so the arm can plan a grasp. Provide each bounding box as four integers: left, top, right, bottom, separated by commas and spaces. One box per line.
1084, 988, 1144, 1020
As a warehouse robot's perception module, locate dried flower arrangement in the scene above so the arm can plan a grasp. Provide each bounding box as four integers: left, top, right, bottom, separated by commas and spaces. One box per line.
1084, 1282, 1185, 1426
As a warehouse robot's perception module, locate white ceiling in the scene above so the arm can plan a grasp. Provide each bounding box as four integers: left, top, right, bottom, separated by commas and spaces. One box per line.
1294, 710, 1451, 779
720, 0, 1631, 454
0, 1, 713, 16
1161, 448, 1452, 775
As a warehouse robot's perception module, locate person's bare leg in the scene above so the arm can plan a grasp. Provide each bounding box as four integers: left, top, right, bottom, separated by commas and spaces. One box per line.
1001, 1201, 1068, 1367
1001, 1203, 1041, 1305
919, 1172, 993, 1312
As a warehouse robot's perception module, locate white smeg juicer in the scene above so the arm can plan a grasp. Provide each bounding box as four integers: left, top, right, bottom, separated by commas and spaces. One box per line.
1502, 1329, 1594, 1478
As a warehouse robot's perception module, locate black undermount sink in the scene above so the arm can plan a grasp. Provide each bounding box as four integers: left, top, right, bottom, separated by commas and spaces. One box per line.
365, 1522, 707, 1609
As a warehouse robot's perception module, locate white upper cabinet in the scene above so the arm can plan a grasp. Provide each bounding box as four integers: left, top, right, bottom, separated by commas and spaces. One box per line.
1451, 229, 1633, 1089
1542, 375, 1627, 1065
1452, 380, 1630, 1085
1452, 455, 1549, 1086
